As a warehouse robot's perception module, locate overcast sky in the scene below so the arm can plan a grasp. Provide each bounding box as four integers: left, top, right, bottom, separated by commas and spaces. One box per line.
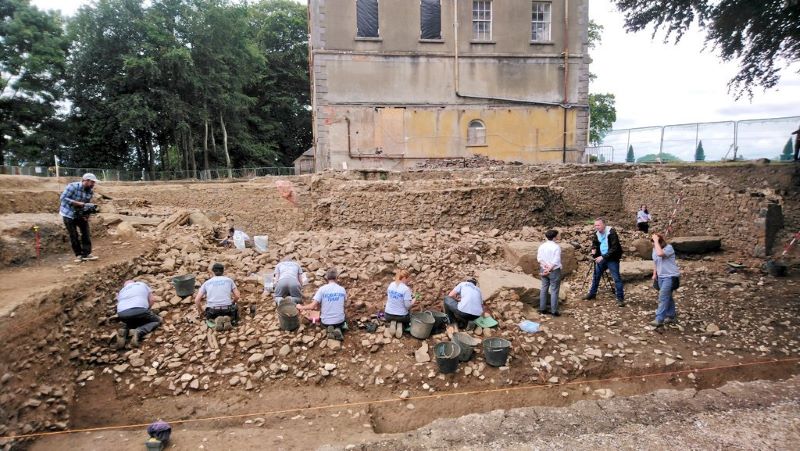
31, 0, 800, 135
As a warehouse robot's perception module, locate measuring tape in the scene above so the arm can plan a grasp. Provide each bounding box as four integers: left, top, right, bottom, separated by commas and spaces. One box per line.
780, 230, 800, 257
662, 192, 685, 238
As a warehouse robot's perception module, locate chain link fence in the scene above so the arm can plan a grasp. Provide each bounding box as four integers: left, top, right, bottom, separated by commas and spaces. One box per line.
0, 166, 295, 181
599, 115, 800, 163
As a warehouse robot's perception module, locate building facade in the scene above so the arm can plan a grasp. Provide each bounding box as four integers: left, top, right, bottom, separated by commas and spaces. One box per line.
309, 0, 590, 171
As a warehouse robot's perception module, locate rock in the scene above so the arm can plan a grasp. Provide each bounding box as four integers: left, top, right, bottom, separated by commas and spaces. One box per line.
415, 343, 431, 363
324, 363, 337, 371
631, 238, 654, 260
547, 376, 559, 384
113, 364, 129, 374
670, 236, 722, 254
24, 398, 42, 408
1, 373, 12, 385
586, 348, 603, 359
665, 357, 676, 366
504, 241, 578, 276
619, 261, 653, 282
229, 376, 240, 386
248, 353, 265, 364
278, 345, 292, 357
399, 390, 410, 399
189, 380, 200, 390
160, 258, 176, 272
706, 323, 720, 333
188, 211, 214, 229
180, 373, 194, 382
327, 339, 341, 350
593, 388, 615, 399
130, 357, 146, 368
478, 269, 541, 304
116, 221, 137, 240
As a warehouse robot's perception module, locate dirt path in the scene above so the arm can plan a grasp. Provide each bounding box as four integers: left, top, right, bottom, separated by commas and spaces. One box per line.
0, 234, 153, 318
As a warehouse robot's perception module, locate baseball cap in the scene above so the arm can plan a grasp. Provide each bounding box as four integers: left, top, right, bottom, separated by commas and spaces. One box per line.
82, 173, 99, 183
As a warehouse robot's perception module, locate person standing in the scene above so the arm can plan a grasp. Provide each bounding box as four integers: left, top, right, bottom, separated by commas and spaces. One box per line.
444, 277, 483, 331
194, 263, 241, 330
384, 269, 414, 338
537, 229, 562, 316
651, 233, 680, 328
114, 280, 162, 348
584, 218, 626, 307
636, 205, 652, 234
300, 268, 347, 341
792, 127, 800, 161
59, 173, 99, 262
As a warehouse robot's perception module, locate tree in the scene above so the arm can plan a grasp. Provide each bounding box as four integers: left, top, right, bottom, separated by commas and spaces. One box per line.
613, 0, 800, 97
780, 138, 793, 161
695, 140, 705, 162
589, 93, 617, 145
637, 152, 683, 163
625, 144, 635, 163
0, 0, 68, 166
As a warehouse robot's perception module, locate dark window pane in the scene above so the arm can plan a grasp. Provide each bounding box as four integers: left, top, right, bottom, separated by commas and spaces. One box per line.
421, 0, 441, 40
357, 0, 379, 37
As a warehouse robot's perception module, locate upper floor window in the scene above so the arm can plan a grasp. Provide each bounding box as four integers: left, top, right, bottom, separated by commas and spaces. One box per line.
531, 2, 551, 42
467, 120, 487, 146
472, 1, 492, 41
420, 0, 442, 40
356, 0, 379, 38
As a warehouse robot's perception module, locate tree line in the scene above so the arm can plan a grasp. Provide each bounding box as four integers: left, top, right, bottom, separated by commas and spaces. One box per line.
1, 0, 311, 173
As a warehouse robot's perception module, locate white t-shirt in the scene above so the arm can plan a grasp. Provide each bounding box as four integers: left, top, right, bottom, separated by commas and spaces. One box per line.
313, 282, 347, 325
537, 240, 562, 271
637, 210, 651, 223
199, 276, 237, 308
117, 282, 151, 313
385, 281, 413, 316
453, 282, 483, 316
275, 261, 303, 282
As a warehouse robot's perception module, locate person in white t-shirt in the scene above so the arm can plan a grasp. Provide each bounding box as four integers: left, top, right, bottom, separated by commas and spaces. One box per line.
537, 229, 562, 317
194, 262, 241, 331
114, 280, 161, 349
299, 268, 347, 341
444, 277, 483, 331
636, 205, 652, 234
273, 257, 305, 304
384, 269, 415, 339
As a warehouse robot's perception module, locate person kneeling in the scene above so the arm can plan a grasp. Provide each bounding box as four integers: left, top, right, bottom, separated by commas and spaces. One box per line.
115, 280, 162, 348
443, 277, 483, 332
384, 269, 415, 338
194, 262, 240, 331
300, 268, 347, 341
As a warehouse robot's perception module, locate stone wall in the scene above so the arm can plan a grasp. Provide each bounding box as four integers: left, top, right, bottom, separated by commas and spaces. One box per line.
554, 169, 634, 223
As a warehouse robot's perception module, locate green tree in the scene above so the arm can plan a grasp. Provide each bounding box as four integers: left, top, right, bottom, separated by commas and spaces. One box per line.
0, 0, 68, 166
625, 144, 635, 163
695, 140, 705, 162
780, 138, 793, 161
613, 0, 800, 97
589, 93, 617, 145
637, 153, 683, 163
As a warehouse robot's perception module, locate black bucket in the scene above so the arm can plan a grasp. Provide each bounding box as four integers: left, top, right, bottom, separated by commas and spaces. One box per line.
434, 341, 461, 374
428, 311, 449, 334
277, 303, 300, 331
483, 337, 511, 367
766, 260, 788, 277
171, 274, 196, 297
452, 332, 475, 362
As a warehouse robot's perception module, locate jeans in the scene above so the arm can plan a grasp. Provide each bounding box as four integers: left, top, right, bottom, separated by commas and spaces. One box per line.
205, 304, 239, 325
655, 276, 677, 322
63, 216, 92, 257
539, 268, 561, 312
588, 259, 625, 301
443, 296, 479, 328
118, 307, 162, 337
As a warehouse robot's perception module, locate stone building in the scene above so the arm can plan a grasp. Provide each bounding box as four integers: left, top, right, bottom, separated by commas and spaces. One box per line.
308, 0, 591, 171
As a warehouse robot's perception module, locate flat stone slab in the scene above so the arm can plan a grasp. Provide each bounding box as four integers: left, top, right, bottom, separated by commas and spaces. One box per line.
619, 261, 653, 282
670, 236, 721, 254
504, 241, 577, 276
478, 269, 565, 304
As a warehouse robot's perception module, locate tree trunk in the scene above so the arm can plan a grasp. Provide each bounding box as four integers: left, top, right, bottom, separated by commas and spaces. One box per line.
210, 121, 217, 156
220, 113, 232, 178
203, 117, 209, 177
189, 127, 197, 178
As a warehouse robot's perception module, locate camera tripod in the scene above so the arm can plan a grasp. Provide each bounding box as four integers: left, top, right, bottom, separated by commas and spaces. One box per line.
581, 259, 616, 296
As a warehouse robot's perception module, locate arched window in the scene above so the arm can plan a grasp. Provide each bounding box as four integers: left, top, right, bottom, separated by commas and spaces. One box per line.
467, 120, 487, 146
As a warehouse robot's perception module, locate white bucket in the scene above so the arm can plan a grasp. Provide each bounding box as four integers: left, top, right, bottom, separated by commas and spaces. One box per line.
254, 235, 268, 253
263, 271, 275, 293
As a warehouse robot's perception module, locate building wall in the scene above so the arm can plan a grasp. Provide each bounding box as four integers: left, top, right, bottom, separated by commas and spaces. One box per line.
310, 0, 591, 171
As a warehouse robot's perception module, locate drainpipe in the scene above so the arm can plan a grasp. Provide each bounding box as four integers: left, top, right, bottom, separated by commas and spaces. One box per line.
562, 0, 569, 163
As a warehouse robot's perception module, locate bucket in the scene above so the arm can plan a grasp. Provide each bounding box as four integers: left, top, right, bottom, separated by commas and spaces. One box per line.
434, 341, 461, 374
277, 303, 300, 331
483, 337, 511, 367
410, 311, 435, 339
254, 235, 268, 253
766, 260, 788, 277
428, 311, 449, 334
452, 332, 475, 362
171, 274, 196, 297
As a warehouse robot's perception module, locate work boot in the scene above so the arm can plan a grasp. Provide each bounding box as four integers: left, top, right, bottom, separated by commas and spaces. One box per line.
394, 321, 403, 339
650, 320, 664, 328
384, 321, 394, 338
327, 325, 336, 340
331, 328, 344, 341
583, 294, 596, 301
616, 299, 626, 307
114, 328, 127, 350
220, 316, 232, 331
73, 256, 83, 263
82, 254, 99, 261
129, 329, 141, 347
214, 316, 226, 330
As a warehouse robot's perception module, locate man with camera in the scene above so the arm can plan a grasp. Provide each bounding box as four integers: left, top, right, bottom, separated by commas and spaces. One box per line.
584, 218, 625, 307
59, 173, 99, 262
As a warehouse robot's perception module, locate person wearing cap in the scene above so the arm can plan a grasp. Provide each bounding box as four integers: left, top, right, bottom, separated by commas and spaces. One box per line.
444, 277, 483, 331
114, 280, 162, 349
299, 268, 347, 340
194, 263, 240, 330
59, 173, 99, 262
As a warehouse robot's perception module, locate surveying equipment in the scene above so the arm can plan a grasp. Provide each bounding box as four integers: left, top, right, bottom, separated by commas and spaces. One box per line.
581, 258, 616, 296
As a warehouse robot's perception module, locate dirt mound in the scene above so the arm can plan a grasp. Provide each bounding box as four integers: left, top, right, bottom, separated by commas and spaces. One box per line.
0, 175, 62, 191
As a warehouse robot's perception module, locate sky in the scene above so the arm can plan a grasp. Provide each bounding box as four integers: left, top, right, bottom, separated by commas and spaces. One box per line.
31, 0, 800, 160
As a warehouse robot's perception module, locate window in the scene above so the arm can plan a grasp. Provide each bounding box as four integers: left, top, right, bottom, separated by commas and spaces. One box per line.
531, 2, 551, 42
356, 0, 379, 38
420, 0, 442, 40
467, 120, 487, 146
472, 1, 492, 41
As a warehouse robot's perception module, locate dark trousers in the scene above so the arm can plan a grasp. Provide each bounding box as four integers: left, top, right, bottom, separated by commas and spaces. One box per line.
118, 307, 162, 337
321, 320, 346, 334
205, 304, 239, 324
637, 222, 649, 233
443, 296, 479, 328
588, 259, 625, 301
63, 216, 91, 257
384, 313, 411, 325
